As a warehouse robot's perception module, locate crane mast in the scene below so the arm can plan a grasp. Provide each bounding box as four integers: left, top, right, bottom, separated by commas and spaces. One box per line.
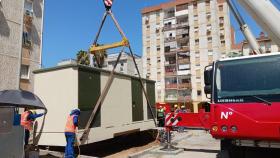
237, 0, 280, 47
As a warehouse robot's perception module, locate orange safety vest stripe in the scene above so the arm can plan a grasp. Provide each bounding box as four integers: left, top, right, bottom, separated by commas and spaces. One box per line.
65, 115, 77, 133
21, 111, 33, 130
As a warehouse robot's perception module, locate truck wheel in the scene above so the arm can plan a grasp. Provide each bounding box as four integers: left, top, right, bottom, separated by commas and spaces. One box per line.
218, 139, 244, 158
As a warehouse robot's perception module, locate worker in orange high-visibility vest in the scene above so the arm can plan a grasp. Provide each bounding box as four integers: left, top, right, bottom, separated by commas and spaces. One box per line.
64, 109, 80, 158
21, 109, 45, 145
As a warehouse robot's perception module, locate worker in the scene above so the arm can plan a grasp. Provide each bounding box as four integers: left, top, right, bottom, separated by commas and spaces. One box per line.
181, 105, 187, 113
21, 109, 45, 146
157, 106, 165, 127
174, 104, 180, 113
64, 109, 80, 158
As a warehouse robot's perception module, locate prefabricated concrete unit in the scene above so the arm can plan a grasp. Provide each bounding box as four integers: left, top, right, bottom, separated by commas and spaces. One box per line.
33, 64, 156, 146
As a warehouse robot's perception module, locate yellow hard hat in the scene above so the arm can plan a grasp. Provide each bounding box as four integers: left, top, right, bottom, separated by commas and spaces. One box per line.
174, 104, 178, 107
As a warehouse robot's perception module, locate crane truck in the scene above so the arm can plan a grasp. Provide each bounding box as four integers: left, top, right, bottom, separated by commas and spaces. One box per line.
163, 0, 280, 157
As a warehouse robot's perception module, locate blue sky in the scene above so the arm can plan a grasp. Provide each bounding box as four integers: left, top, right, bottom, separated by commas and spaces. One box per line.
42, 0, 280, 68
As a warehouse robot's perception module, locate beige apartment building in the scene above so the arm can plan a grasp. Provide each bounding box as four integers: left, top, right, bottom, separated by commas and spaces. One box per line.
142, 0, 232, 112
104, 52, 143, 76
243, 32, 280, 56
0, 0, 44, 91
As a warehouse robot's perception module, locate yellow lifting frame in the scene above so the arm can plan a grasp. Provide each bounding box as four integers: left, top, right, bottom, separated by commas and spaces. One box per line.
89, 37, 129, 54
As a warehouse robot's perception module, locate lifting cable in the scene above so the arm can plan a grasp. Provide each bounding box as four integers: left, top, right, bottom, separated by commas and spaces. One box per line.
79, 0, 158, 145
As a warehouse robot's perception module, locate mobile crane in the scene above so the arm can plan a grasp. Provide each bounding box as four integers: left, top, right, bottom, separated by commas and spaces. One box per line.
163, 0, 280, 157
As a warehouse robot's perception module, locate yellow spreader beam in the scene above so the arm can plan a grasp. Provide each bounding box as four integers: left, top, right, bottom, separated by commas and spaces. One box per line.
89, 38, 129, 54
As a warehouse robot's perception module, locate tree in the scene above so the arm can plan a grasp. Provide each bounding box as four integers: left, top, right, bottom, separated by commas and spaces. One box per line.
92, 44, 107, 68
76, 50, 90, 65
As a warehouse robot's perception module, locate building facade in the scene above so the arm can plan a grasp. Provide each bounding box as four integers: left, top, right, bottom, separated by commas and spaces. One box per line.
243, 32, 280, 56
0, 0, 44, 92
20, 0, 45, 91
103, 52, 143, 76
0, 0, 24, 90
142, 0, 232, 112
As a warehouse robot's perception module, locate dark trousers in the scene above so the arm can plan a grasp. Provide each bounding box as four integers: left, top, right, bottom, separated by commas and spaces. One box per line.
158, 117, 165, 127
65, 132, 75, 158
24, 129, 30, 145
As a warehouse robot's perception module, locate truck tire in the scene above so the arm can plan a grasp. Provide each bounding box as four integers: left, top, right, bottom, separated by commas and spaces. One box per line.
218, 139, 244, 158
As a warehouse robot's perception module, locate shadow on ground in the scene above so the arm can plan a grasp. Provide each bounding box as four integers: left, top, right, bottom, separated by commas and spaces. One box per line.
41, 130, 157, 157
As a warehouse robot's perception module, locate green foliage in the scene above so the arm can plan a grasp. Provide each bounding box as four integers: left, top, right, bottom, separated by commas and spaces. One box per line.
76, 50, 90, 65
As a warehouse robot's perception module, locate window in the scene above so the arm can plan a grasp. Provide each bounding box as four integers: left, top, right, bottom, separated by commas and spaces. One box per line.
195, 39, 199, 45
24, 1, 33, 12
176, 4, 188, 11
207, 37, 212, 43
208, 50, 213, 56
194, 15, 198, 21
206, 0, 210, 6
194, 27, 199, 34
146, 25, 150, 29
197, 90, 202, 96
157, 47, 161, 51
206, 13, 211, 20
21, 65, 30, 79
221, 40, 225, 46
23, 32, 32, 47
193, 2, 197, 9
219, 5, 223, 12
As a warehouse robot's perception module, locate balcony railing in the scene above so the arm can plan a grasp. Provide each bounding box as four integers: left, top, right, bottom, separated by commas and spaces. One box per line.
165, 59, 176, 65
177, 22, 189, 27
163, 24, 176, 31
177, 46, 190, 52
178, 83, 191, 89
164, 37, 176, 43
178, 95, 191, 102
165, 95, 178, 101
165, 71, 177, 76
165, 83, 178, 89
177, 37, 189, 44
178, 59, 190, 64
164, 13, 175, 19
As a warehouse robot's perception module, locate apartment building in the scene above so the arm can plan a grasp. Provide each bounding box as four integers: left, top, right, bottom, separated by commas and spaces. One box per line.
0, 0, 44, 91
20, 0, 45, 91
243, 32, 280, 56
104, 52, 143, 76
142, 0, 232, 112
0, 0, 24, 90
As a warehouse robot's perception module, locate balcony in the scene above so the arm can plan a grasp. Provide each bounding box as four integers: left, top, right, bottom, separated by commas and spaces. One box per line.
177, 46, 190, 52
177, 37, 189, 44
165, 95, 178, 102
163, 24, 176, 31
165, 60, 176, 65
24, 10, 33, 29
165, 70, 177, 76
177, 22, 189, 29
178, 58, 190, 64
165, 83, 178, 89
164, 37, 176, 43
176, 29, 189, 35
178, 95, 191, 102
178, 83, 191, 89
164, 12, 175, 19
23, 40, 32, 48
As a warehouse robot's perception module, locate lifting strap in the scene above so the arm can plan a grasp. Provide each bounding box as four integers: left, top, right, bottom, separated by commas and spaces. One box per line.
79, 2, 157, 145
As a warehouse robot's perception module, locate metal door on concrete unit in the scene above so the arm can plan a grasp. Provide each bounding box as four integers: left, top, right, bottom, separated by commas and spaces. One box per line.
146, 81, 156, 120
78, 69, 101, 128
131, 79, 144, 122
